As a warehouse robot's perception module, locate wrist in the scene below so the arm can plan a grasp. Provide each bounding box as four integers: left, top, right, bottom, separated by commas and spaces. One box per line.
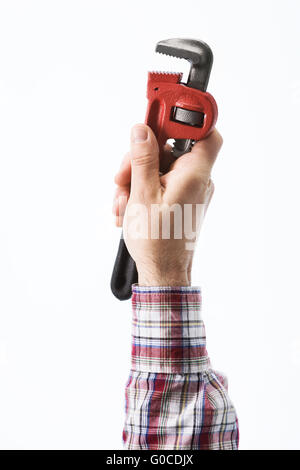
137, 266, 191, 287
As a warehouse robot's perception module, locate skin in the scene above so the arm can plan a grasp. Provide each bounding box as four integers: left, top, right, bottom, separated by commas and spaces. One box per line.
113, 123, 223, 286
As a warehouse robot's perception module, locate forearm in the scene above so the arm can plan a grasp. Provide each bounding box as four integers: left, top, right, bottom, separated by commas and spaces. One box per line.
115, 124, 238, 449
123, 285, 239, 450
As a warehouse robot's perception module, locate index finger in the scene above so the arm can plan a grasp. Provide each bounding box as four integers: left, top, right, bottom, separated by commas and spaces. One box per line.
191, 128, 223, 171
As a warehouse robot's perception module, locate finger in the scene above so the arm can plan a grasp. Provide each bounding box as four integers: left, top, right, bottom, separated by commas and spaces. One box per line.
160, 130, 222, 204
115, 144, 173, 186
191, 128, 223, 173
115, 216, 124, 227
114, 152, 131, 186
130, 124, 160, 197
113, 192, 128, 227
178, 128, 223, 187
112, 186, 130, 215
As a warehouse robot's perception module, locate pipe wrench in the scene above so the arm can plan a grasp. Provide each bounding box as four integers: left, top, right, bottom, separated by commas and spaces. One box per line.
111, 38, 218, 300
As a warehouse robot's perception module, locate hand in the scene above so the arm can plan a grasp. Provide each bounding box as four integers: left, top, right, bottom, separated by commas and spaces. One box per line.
113, 124, 223, 286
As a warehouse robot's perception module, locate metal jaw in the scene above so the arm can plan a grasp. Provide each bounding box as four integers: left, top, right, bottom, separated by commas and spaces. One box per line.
156, 38, 213, 91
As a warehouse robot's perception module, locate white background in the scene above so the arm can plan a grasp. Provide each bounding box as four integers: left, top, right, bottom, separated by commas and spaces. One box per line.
0, 0, 299, 450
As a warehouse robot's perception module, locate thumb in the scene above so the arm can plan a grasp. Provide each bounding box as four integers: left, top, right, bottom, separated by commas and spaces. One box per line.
130, 124, 160, 196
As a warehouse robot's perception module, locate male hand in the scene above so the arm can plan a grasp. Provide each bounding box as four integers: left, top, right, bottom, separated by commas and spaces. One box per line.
113, 124, 223, 286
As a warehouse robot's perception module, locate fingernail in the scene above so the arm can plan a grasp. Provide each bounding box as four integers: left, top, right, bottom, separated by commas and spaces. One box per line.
132, 126, 148, 143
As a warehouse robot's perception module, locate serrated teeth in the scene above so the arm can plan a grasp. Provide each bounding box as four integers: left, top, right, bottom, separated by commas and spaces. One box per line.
156, 50, 182, 60
148, 71, 183, 84
149, 70, 181, 75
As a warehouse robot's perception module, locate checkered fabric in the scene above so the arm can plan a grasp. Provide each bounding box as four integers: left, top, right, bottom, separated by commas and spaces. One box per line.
123, 285, 239, 450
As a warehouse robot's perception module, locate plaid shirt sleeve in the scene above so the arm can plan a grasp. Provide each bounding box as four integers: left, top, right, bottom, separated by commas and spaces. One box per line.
123, 285, 239, 450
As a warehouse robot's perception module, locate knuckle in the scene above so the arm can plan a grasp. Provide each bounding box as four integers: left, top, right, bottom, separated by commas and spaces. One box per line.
190, 172, 210, 187
131, 152, 155, 167
214, 130, 223, 148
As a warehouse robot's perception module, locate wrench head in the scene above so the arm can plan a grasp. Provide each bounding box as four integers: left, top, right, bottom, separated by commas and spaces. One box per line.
156, 38, 213, 91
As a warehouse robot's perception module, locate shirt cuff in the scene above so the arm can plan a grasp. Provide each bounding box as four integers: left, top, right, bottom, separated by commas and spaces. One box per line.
131, 285, 211, 374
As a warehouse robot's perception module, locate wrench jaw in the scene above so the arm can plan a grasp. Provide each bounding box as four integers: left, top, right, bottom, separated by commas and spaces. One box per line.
155, 38, 213, 91
153, 38, 215, 159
